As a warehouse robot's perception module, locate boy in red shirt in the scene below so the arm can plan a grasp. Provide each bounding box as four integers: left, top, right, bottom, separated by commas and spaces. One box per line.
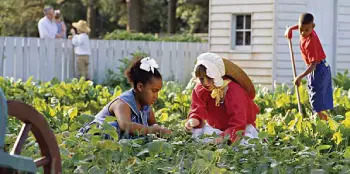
184, 52, 259, 144
285, 13, 333, 120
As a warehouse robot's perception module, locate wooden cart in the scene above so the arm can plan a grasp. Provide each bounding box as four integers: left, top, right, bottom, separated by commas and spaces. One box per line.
0, 89, 61, 173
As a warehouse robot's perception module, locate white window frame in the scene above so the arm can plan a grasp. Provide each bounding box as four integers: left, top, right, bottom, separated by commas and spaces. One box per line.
231, 14, 252, 52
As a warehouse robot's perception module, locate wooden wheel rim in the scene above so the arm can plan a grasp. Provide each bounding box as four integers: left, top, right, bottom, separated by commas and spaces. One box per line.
7, 100, 62, 174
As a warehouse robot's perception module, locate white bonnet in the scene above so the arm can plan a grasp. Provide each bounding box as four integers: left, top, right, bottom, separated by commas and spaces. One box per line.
194, 52, 225, 87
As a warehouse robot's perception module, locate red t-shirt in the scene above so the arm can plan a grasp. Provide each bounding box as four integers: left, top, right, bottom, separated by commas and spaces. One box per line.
188, 81, 259, 142
300, 30, 326, 65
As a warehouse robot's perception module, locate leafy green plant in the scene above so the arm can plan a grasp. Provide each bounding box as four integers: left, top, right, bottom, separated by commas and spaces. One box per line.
333, 70, 350, 90
2, 76, 350, 173
102, 51, 148, 91
103, 30, 204, 42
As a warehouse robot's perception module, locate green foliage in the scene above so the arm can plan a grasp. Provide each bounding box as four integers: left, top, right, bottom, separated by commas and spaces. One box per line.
102, 51, 148, 91
103, 30, 157, 41
98, 0, 127, 27
103, 30, 204, 42
0, 0, 44, 36
176, 0, 209, 33
1, 0, 209, 37
2, 74, 350, 173
333, 70, 350, 90
161, 34, 204, 42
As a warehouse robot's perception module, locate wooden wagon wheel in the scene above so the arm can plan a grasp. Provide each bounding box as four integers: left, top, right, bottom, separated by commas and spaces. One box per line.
6, 100, 62, 174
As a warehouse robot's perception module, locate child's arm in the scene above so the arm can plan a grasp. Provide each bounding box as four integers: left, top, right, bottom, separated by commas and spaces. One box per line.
61, 22, 67, 37
110, 100, 170, 135
148, 110, 172, 135
71, 29, 82, 46
185, 84, 209, 130
148, 109, 157, 125
295, 62, 317, 86
285, 24, 299, 39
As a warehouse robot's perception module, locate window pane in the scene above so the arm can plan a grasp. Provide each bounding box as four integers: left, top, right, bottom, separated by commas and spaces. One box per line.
245, 15, 251, 29
236, 15, 244, 29
245, 31, 251, 45
236, 32, 243, 45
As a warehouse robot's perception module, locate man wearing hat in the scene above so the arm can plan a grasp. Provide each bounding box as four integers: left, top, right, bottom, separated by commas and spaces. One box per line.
70, 20, 91, 80
185, 52, 259, 144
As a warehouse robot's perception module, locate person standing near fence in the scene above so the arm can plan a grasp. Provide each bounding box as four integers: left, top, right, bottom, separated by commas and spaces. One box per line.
70, 20, 91, 80
54, 10, 67, 39
38, 6, 62, 39
285, 13, 333, 121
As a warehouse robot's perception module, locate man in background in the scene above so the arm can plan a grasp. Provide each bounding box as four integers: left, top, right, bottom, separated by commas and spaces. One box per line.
38, 6, 62, 39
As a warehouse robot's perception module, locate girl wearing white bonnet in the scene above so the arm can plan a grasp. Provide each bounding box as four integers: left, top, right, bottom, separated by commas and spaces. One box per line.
185, 52, 259, 144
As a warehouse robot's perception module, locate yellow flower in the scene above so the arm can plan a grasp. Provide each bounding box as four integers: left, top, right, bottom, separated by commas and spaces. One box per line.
160, 112, 169, 122
342, 115, 350, 128
329, 118, 339, 131
332, 131, 343, 145
68, 107, 78, 120
267, 122, 276, 135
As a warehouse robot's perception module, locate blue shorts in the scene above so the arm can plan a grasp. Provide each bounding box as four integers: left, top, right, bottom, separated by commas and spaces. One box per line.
307, 59, 334, 113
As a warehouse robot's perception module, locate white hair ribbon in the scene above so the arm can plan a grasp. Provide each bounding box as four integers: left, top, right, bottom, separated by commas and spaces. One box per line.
140, 57, 159, 73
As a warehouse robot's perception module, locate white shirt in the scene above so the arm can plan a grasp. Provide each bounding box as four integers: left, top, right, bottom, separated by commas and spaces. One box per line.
38, 16, 58, 39
72, 33, 91, 55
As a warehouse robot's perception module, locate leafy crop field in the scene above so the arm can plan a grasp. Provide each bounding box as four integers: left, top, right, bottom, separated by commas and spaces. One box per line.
1, 74, 350, 174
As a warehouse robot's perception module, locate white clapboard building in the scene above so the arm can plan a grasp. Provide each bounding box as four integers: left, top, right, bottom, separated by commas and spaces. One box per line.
209, 0, 350, 88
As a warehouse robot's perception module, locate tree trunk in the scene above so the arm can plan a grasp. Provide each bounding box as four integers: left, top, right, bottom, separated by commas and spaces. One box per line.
167, 0, 177, 33
126, 0, 142, 32
87, 0, 96, 37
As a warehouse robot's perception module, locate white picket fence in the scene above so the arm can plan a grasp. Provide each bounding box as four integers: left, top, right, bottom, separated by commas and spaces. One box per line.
0, 37, 208, 84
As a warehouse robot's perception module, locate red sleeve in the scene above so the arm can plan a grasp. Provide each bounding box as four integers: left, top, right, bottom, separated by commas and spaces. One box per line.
220, 83, 250, 142
188, 83, 210, 128
305, 38, 319, 63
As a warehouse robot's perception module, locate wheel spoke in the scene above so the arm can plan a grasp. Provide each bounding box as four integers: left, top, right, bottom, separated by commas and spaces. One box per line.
10, 123, 32, 155
34, 156, 51, 167
7, 101, 62, 173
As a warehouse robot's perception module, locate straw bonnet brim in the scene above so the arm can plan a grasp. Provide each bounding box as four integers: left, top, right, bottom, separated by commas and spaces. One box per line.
72, 20, 91, 33
222, 58, 256, 99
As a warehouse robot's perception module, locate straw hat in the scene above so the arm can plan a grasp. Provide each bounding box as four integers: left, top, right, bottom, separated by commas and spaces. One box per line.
72, 20, 91, 33
222, 58, 255, 99
194, 52, 255, 99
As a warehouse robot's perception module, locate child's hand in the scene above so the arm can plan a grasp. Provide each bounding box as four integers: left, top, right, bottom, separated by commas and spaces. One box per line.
159, 127, 172, 135
212, 137, 224, 145
151, 124, 172, 135
294, 76, 302, 86
70, 28, 76, 35
185, 118, 200, 131
285, 27, 293, 39
55, 33, 62, 38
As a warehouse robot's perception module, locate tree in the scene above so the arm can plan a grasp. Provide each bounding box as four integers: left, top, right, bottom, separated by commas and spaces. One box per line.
86, 0, 97, 37
176, 0, 209, 33
57, 0, 86, 36
126, 0, 142, 32
0, 0, 209, 37
167, 0, 177, 33
0, 0, 45, 36
59, 0, 120, 38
